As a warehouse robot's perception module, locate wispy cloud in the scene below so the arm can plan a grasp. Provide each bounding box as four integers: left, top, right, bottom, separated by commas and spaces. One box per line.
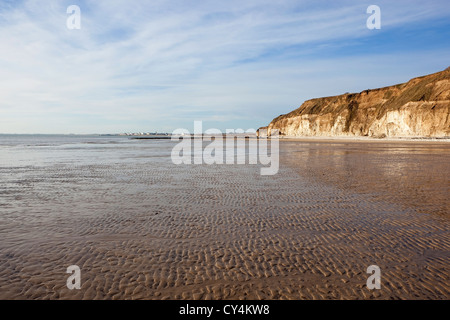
0, 0, 449, 133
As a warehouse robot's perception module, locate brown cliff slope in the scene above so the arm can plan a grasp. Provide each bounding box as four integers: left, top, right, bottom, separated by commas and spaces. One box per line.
263, 68, 450, 138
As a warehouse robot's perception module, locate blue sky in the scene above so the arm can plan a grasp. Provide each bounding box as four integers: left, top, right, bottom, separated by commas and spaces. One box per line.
0, 0, 449, 134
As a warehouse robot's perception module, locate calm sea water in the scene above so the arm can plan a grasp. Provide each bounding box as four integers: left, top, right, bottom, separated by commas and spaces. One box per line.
0, 134, 173, 167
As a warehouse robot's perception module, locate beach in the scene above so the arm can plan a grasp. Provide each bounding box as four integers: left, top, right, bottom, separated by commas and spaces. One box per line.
0, 136, 449, 299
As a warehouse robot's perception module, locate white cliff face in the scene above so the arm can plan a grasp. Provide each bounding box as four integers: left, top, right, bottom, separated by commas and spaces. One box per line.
369, 103, 450, 137
264, 69, 450, 138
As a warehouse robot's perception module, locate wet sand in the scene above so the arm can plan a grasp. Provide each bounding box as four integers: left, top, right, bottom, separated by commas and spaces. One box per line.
0, 138, 449, 300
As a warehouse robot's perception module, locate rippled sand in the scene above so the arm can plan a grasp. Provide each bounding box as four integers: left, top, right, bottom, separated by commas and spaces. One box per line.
0, 138, 449, 300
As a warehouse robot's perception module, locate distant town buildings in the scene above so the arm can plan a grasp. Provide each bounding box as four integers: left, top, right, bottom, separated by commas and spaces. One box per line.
118, 132, 170, 136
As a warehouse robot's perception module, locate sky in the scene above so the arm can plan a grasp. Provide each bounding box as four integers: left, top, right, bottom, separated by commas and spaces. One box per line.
0, 0, 449, 134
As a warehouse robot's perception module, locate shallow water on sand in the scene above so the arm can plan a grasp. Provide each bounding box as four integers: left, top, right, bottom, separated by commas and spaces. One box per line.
0, 135, 448, 299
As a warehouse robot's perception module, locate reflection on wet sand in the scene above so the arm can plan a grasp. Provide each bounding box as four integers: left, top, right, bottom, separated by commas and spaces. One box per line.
282, 140, 450, 216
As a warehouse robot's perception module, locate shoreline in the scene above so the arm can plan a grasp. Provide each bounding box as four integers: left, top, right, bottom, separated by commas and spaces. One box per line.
272, 135, 450, 143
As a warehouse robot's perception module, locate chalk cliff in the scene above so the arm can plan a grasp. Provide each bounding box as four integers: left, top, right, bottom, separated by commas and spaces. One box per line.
260, 68, 450, 138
